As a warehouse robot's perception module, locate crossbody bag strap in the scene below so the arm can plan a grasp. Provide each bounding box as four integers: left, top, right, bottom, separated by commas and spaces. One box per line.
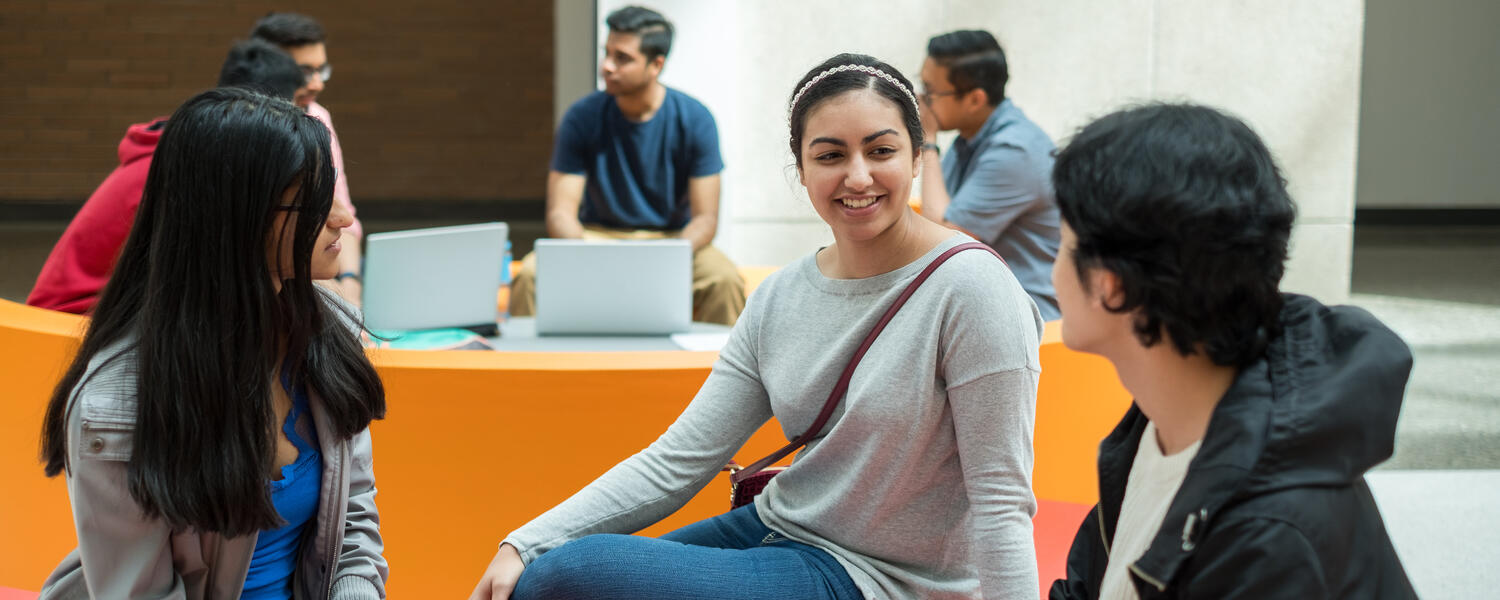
731, 241, 1001, 483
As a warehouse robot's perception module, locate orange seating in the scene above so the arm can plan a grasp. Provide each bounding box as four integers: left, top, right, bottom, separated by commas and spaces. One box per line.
1029, 322, 1131, 596
0, 296, 1130, 598
738, 265, 778, 296
0, 299, 85, 596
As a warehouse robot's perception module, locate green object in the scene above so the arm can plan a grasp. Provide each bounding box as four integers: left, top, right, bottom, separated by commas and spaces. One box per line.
368, 328, 493, 351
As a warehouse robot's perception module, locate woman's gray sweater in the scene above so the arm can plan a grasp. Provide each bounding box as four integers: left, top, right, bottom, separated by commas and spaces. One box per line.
505, 234, 1042, 598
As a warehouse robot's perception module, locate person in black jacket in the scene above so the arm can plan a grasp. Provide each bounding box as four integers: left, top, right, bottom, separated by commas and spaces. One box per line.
1046, 103, 1417, 599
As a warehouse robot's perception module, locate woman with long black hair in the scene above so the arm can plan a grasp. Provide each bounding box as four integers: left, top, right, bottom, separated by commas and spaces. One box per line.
38, 87, 387, 600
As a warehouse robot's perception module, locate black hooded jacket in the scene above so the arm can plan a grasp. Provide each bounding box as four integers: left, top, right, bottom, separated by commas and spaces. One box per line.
1050, 294, 1419, 599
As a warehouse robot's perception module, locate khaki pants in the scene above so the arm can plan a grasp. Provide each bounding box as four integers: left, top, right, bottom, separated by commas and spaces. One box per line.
509, 227, 746, 326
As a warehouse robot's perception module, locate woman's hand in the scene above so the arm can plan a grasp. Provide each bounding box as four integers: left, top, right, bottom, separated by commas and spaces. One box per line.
469, 543, 526, 600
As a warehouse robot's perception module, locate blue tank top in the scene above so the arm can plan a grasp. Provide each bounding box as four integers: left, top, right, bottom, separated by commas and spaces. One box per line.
241, 379, 323, 600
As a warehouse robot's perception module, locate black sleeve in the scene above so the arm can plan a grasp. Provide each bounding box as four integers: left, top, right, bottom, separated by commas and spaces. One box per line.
1049, 504, 1107, 600
1176, 518, 1330, 599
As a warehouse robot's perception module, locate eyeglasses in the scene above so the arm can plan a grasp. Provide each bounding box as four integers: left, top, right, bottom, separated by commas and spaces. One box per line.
301, 63, 332, 83
918, 90, 959, 104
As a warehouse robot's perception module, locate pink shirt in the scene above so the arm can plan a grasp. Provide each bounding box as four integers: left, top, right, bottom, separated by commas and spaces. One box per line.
306, 101, 362, 240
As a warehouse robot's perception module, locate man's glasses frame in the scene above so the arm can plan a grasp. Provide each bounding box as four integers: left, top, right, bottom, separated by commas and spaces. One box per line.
918, 90, 960, 104
301, 63, 332, 82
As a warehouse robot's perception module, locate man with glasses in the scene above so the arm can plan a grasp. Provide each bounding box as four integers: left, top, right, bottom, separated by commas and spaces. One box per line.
918, 30, 1061, 320
252, 12, 363, 305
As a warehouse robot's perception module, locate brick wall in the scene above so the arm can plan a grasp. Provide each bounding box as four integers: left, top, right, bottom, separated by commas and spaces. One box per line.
0, 0, 554, 212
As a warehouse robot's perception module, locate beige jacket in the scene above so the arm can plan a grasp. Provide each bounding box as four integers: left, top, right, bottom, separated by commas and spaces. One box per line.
40, 338, 387, 599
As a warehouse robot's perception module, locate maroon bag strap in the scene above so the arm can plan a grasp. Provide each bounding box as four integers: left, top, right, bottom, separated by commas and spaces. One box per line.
731, 242, 1001, 484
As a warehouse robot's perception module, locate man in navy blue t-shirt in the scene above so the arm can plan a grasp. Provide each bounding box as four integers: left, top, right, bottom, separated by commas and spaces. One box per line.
510, 5, 744, 325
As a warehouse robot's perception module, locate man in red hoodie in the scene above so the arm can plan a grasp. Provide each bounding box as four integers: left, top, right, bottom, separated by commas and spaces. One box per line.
27, 40, 304, 314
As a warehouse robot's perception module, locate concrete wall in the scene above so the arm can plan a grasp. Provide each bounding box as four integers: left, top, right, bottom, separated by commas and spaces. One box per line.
555, 0, 597, 127
1357, 0, 1500, 209
582, 0, 1366, 302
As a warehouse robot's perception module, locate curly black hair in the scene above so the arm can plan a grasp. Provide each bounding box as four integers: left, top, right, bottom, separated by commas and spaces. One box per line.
1052, 103, 1296, 367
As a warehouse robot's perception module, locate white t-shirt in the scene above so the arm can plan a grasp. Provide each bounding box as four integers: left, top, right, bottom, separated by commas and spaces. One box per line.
1099, 420, 1203, 600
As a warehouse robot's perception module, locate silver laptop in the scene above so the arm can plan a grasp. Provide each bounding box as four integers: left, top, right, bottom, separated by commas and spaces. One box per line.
534, 239, 692, 335
362, 222, 508, 332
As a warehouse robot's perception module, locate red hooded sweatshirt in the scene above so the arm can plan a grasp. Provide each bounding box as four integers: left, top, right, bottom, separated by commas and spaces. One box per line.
27, 118, 165, 314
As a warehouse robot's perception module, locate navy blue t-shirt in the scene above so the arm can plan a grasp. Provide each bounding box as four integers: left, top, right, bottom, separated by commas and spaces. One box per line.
551, 88, 724, 230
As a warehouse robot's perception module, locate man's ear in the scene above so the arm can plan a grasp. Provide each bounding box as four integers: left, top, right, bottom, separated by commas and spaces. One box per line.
1092, 267, 1127, 311
963, 87, 990, 113
648, 55, 666, 76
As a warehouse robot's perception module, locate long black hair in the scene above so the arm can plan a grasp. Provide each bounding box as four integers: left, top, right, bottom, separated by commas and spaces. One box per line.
40, 87, 385, 537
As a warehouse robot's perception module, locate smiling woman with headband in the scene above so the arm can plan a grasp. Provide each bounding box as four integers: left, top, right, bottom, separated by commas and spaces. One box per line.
471, 53, 1042, 600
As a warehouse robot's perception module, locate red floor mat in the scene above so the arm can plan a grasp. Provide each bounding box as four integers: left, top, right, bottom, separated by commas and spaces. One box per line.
1034, 499, 1093, 597
0, 587, 38, 600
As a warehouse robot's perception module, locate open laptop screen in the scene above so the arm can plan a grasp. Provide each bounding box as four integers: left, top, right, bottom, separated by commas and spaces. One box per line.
363, 222, 508, 332
534, 239, 692, 336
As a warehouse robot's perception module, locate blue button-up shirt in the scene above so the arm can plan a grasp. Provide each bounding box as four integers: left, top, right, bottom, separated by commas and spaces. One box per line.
942, 99, 1061, 320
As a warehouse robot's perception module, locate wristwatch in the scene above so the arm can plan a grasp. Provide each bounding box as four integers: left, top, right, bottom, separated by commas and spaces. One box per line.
334, 271, 361, 284
921, 142, 941, 155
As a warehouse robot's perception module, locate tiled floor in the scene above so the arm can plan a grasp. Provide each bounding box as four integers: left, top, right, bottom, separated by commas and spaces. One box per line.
1346, 226, 1500, 471
1346, 226, 1500, 596
1367, 469, 1500, 597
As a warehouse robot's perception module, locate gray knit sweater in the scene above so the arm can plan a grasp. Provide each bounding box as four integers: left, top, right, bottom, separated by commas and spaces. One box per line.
504, 234, 1042, 598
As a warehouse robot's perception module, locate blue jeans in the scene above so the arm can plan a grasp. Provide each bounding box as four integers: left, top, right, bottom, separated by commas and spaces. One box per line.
513, 503, 863, 599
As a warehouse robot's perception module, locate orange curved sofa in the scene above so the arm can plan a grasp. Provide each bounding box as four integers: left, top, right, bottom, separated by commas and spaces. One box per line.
0, 291, 1129, 598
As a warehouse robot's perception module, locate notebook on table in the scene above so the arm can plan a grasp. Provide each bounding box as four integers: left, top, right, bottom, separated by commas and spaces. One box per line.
534, 238, 692, 336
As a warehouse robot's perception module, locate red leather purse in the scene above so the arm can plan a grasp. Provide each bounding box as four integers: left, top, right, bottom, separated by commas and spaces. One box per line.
725, 242, 1001, 508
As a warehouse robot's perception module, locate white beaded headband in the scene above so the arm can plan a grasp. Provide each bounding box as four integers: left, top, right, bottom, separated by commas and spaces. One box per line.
788, 64, 921, 119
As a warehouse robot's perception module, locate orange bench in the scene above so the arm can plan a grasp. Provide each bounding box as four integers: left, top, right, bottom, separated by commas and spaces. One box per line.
0, 293, 1128, 598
